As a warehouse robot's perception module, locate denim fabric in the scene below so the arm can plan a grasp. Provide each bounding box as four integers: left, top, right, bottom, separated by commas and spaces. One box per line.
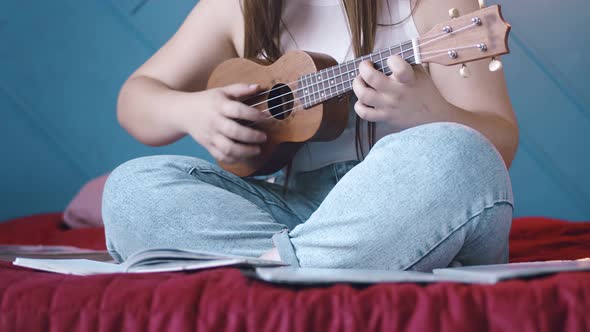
102, 122, 514, 271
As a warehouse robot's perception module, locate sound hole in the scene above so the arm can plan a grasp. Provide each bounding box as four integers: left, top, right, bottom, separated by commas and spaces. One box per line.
267, 83, 294, 120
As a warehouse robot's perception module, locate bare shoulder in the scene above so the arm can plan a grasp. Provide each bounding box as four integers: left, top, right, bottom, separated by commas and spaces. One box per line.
411, 0, 481, 34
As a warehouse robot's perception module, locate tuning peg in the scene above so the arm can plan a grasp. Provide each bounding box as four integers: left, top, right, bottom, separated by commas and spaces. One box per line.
449, 8, 460, 19
459, 64, 471, 78
478, 0, 485, 9
489, 57, 503, 72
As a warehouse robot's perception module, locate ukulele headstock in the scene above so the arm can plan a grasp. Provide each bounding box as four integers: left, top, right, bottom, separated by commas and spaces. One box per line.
416, 5, 510, 67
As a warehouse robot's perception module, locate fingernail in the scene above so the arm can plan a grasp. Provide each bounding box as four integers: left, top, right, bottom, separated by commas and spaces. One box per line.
249, 84, 259, 89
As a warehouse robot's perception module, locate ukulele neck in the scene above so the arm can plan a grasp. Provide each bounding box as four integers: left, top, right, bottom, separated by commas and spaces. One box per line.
297, 40, 417, 108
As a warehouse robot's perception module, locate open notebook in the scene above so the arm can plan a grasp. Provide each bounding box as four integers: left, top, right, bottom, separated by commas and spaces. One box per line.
13, 248, 286, 276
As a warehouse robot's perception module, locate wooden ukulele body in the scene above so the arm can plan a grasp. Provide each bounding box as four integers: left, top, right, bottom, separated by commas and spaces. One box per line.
207, 51, 349, 177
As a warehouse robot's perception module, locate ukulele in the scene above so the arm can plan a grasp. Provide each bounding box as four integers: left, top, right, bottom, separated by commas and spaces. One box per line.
207, 4, 510, 177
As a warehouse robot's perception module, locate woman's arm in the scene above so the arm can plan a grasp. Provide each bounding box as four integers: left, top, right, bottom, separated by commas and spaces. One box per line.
353, 0, 518, 168
413, 0, 518, 167
116, 0, 267, 163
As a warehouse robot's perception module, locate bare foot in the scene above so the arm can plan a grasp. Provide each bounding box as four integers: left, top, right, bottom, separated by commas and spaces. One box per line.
259, 247, 282, 262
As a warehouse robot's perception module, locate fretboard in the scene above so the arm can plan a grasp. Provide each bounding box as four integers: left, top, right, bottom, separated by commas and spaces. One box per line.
297, 40, 415, 108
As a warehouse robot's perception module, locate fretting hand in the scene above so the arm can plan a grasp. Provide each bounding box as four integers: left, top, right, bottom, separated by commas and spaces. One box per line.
352, 56, 451, 131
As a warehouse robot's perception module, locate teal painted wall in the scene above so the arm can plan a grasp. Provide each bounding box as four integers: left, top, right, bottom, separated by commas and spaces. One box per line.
0, 0, 588, 221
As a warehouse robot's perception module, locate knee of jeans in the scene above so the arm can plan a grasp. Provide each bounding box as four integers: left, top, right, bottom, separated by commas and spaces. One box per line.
103, 155, 211, 202
102, 156, 165, 257
102, 155, 211, 259
373, 123, 513, 204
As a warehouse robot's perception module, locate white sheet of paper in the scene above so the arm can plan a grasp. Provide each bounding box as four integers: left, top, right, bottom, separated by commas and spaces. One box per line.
13, 258, 123, 275
255, 267, 486, 284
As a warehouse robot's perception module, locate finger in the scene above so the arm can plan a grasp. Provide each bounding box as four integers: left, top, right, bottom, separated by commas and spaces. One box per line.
352, 76, 385, 108
209, 145, 238, 164
353, 101, 388, 123
222, 101, 268, 122
358, 60, 392, 91
212, 134, 261, 160
217, 117, 267, 144
222, 83, 261, 100
386, 56, 415, 84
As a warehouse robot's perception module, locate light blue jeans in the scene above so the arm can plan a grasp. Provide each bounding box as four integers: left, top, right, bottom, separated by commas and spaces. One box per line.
102, 123, 514, 272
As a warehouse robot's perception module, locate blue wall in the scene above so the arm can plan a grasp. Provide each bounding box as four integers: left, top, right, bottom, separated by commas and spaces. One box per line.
0, 0, 588, 222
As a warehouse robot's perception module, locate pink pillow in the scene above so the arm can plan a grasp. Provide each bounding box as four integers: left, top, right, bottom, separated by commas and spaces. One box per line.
63, 174, 109, 228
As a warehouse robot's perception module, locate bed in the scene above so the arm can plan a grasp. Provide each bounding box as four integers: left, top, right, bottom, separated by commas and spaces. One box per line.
1, 213, 590, 331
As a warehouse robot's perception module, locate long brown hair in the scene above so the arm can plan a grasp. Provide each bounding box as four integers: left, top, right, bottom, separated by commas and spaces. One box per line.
242, 0, 379, 160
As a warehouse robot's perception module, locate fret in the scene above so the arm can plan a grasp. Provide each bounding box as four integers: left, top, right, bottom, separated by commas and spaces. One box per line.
326, 68, 336, 99
323, 70, 330, 100
402, 41, 415, 64
309, 71, 317, 105
352, 59, 360, 79
314, 71, 321, 104
336, 64, 346, 93
298, 76, 305, 108
399, 42, 405, 61
308, 74, 315, 105
378, 50, 389, 75
343, 61, 352, 91
330, 66, 339, 98
354, 59, 361, 76
324, 70, 332, 100
345, 61, 354, 89
303, 75, 312, 108
379, 52, 387, 73
316, 71, 326, 102
304, 73, 311, 106
332, 65, 340, 96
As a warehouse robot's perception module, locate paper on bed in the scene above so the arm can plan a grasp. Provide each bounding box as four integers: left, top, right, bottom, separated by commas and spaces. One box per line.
13, 258, 123, 275
13, 257, 248, 275
433, 259, 590, 283
254, 258, 590, 285
0, 245, 113, 262
253, 267, 488, 284
13, 248, 286, 275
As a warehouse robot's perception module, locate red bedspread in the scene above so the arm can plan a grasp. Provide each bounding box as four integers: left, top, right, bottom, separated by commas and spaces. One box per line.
1, 214, 590, 332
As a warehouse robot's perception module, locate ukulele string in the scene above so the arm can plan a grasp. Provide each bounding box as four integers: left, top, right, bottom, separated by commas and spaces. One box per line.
248, 47, 473, 126
243, 20, 479, 107
413, 21, 479, 49
419, 44, 482, 56
244, 43, 413, 109
250, 52, 417, 121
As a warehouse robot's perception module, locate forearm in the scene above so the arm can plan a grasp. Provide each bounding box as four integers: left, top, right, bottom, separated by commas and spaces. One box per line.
117, 75, 191, 146
434, 103, 519, 168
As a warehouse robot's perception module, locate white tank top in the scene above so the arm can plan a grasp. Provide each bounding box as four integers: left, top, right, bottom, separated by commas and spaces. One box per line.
280, 0, 420, 173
